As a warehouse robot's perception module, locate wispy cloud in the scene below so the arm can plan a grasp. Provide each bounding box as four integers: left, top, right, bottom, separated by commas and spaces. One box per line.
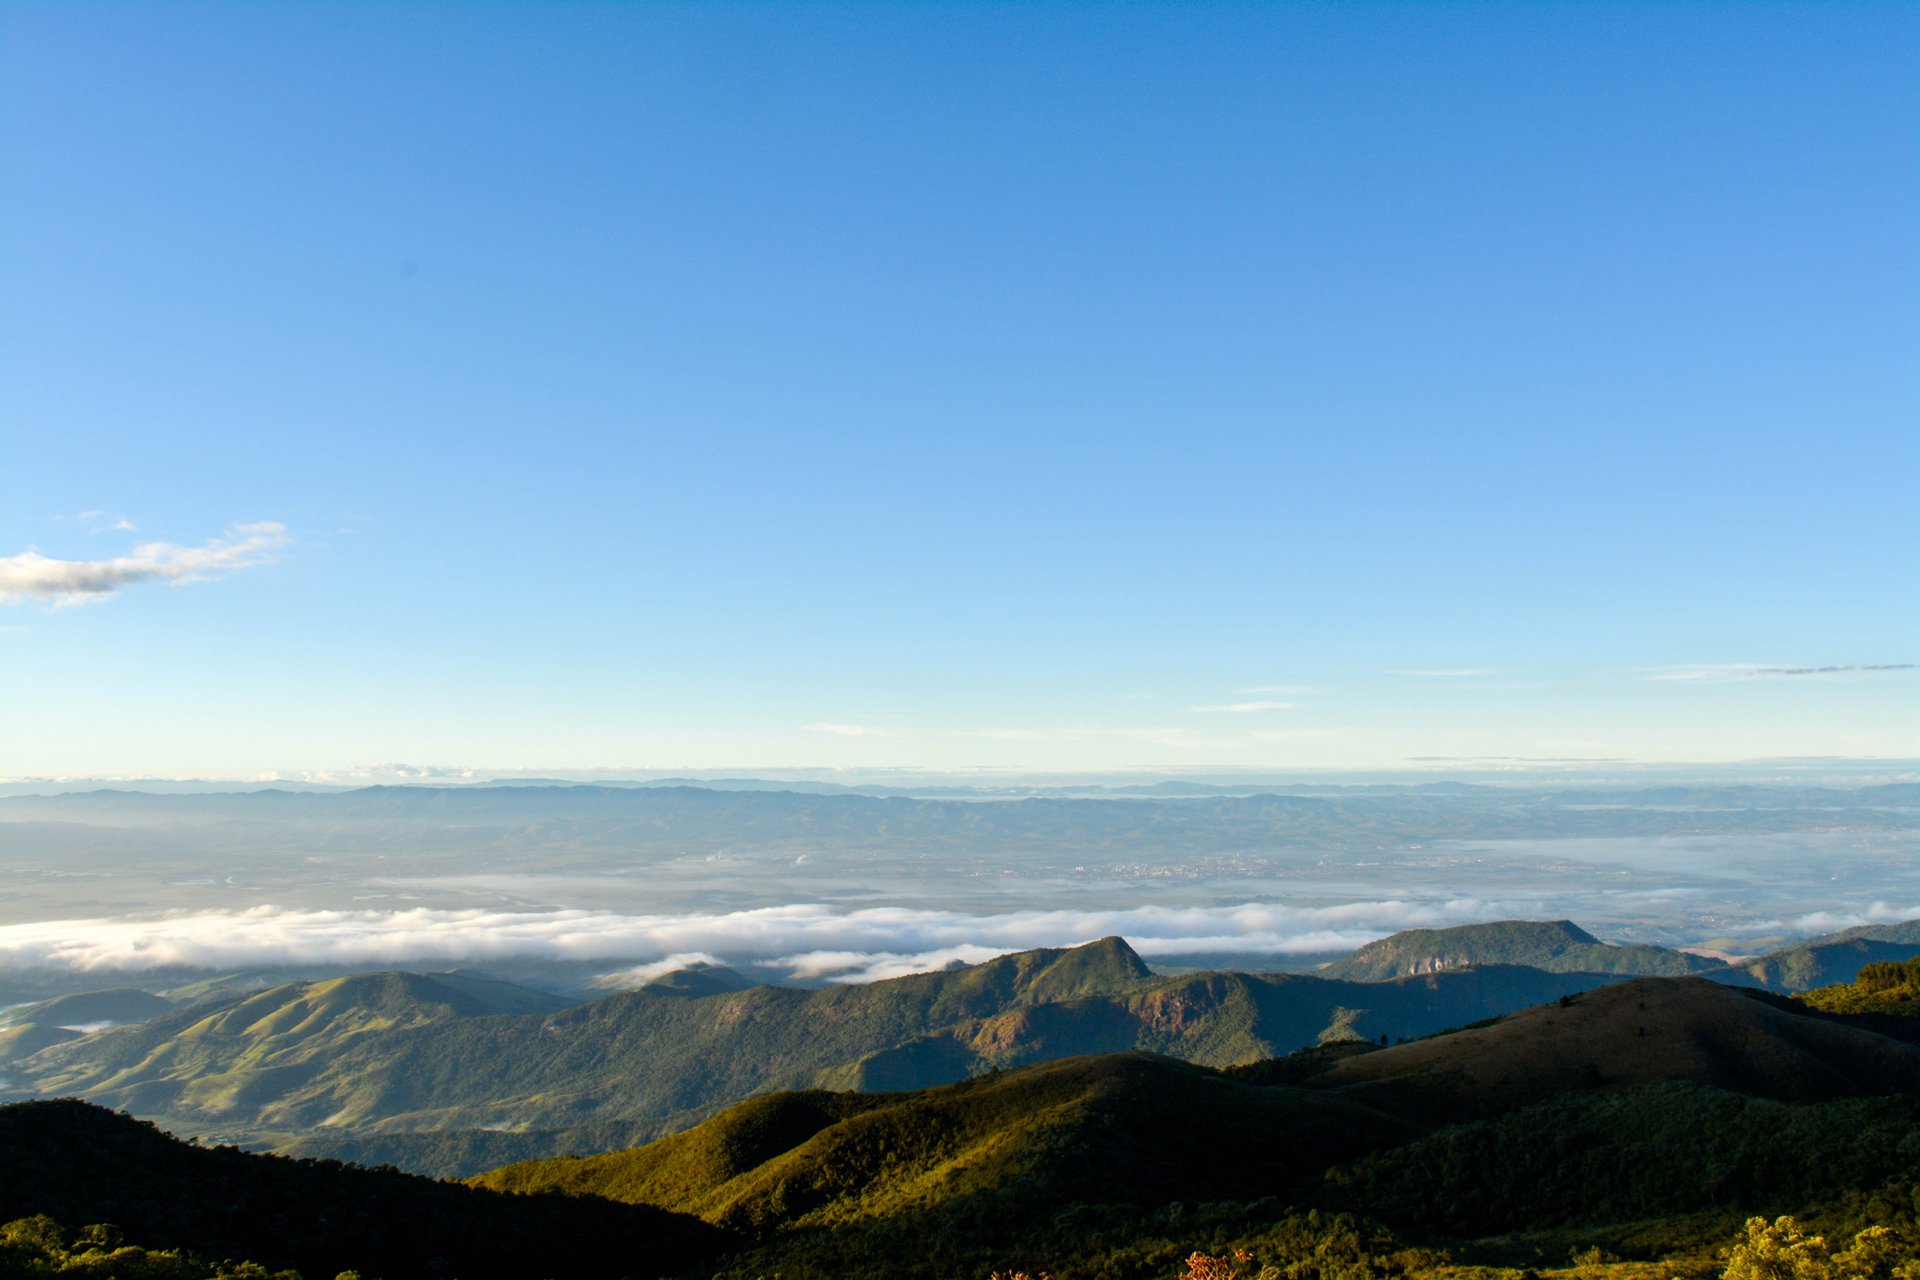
1397, 668, 1494, 678
1783, 902, 1920, 933
802, 723, 1211, 750
1406, 755, 1630, 764
77, 511, 138, 534
803, 723, 895, 738
0, 522, 288, 607
1651, 663, 1915, 683
1192, 701, 1297, 714
1241, 685, 1315, 695
0, 898, 1524, 983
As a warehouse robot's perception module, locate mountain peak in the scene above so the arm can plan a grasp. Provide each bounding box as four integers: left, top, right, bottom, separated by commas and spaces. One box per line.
1020, 936, 1153, 1000
1323, 919, 1701, 981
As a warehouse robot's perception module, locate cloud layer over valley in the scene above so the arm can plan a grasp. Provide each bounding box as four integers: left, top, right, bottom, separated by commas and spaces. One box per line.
0, 898, 1530, 984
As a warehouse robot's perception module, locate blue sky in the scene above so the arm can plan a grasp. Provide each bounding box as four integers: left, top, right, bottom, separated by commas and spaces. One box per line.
2, 1, 1915, 778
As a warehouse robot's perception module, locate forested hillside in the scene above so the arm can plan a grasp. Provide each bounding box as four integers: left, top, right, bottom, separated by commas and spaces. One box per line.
13, 938, 1632, 1173
0, 1100, 722, 1279
470, 977, 1920, 1279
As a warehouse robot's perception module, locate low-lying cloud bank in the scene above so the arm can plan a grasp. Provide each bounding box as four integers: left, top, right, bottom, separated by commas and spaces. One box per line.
0, 899, 1526, 983
1785, 902, 1920, 933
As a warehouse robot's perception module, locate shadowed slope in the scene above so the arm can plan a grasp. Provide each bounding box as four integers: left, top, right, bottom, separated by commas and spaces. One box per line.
476, 1053, 1416, 1231
1316, 976, 1920, 1119
0, 1099, 724, 1280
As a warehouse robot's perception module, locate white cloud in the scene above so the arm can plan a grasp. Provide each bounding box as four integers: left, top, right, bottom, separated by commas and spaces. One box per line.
1652, 663, 1915, 683
0, 898, 1525, 983
1192, 701, 1297, 714
804, 723, 894, 737
78, 511, 138, 534
0, 522, 288, 607
591, 952, 725, 987
1648, 664, 1770, 683
1784, 902, 1920, 933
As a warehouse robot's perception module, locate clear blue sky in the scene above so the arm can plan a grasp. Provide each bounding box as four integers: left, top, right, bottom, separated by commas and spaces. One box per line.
2, 1, 1915, 778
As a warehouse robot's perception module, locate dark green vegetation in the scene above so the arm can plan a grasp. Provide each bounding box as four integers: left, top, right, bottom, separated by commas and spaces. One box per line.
1803, 958, 1920, 1017
0, 1100, 723, 1280
1, 1213, 301, 1280
1321, 920, 1714, 980
467, 977, 1920, 1280
13, 939, 1643, 1174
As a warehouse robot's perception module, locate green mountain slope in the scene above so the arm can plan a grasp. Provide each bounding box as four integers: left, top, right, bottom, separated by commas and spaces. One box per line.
476, 1052, 1418, 1231
0, 1099, 723, 1280
471, 975, 1920, 1279
0, 988, 180, 1066
1322, 920, 1713, 980
0, 1022, 83, 1062
1723, 923, 1920, 992
17, 939, 1153, 1145
18, 938, 1646, 1174
20, 970, 574, 1124
1, 988, 176, 1029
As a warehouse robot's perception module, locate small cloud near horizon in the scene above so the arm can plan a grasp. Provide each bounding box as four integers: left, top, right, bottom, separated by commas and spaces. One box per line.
1652, 663, 1915, 683
0, 522, 288, 607
1192, 701, 1298, 714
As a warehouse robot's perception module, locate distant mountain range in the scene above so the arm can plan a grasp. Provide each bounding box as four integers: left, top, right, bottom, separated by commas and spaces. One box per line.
5, 781, 1914, 849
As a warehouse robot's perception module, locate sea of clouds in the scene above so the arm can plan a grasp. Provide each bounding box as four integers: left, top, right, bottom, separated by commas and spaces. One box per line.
0, 898, 1531, 983
6, 898, 1913, 984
